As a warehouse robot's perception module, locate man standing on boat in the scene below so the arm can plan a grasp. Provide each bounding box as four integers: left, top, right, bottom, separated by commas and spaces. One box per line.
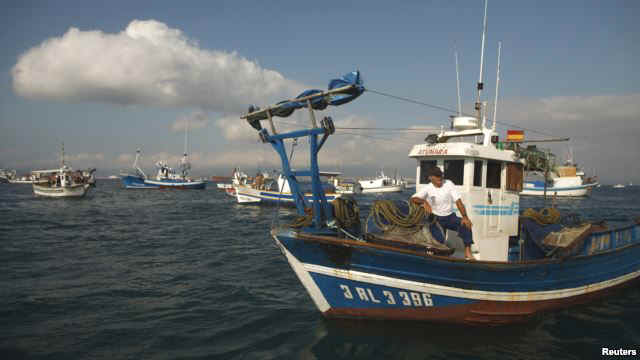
410, 166, 475, 260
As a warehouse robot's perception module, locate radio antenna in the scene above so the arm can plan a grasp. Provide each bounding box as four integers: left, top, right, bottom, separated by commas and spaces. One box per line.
455, 46, 462, 116
475, 0, 488, 122
492, 41, 501, 131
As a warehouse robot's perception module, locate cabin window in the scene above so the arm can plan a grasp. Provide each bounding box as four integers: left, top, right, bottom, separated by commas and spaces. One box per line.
473, 160, 483, 187
444, 160, 464, 185
506, 163, 524, 192
486, 160, 502, 189
419, 160, 437, 184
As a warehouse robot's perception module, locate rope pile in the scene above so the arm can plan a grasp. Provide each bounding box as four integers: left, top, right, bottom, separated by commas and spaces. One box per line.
290, 207, 314, 228
332, 198, 360, 229
290, 198, 361, 230
521, 207, 562, 225
369, 200, 428, 232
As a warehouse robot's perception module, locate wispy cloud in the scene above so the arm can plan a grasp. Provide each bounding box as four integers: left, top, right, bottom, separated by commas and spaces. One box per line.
12, 19, 303, 113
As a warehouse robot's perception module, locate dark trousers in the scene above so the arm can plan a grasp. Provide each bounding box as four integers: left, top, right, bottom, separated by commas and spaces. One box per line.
430, 213, 473, 246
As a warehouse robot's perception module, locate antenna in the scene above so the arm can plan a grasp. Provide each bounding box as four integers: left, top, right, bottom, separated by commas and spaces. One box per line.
455, 46, 462, 116
61, 142, 65, 168
184, 119, 189, 157
492, 41, 501, 131
476, 0, 488, 118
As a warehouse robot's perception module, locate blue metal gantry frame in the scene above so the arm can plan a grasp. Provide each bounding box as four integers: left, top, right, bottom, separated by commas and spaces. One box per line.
258, 124, 334, 231
241, 71, 363, 231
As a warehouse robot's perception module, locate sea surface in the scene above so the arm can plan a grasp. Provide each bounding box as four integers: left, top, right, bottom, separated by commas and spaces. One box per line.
1, 181, 639, 359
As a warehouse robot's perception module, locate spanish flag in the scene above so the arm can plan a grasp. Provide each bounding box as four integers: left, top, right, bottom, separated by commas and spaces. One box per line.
506, 130, 524, 142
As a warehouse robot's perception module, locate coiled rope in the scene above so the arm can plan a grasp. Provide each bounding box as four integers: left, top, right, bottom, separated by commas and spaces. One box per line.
290, 207, 313, 228
368, 200, 431, 232
332, 198, 360, 229
521, 207, 562, 225
290, 198, 361, 229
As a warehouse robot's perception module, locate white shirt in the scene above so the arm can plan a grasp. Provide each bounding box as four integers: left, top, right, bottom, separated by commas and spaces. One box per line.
411, 180, 461, 216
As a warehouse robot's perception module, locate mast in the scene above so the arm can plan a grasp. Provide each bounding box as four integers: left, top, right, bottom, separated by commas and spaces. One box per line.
182, 119, 190, 177
476, 0, 488, 123
60, 142, 65, 168
133, 148, 146, 178
492, 41, 501, 131
455, 47, 462, 116
184, 118, 188, 158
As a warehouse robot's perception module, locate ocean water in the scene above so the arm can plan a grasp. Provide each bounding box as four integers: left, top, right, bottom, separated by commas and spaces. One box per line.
1, 181, 639, 359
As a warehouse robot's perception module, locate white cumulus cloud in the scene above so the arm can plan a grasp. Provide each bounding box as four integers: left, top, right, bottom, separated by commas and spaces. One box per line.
12, 19, 303, 113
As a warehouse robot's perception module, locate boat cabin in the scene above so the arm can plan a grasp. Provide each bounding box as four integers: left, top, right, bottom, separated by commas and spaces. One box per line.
409, 114, 524, 262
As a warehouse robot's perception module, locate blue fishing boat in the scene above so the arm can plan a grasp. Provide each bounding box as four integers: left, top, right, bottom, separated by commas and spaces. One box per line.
240, 65, 640, 323
121, 118, 205, 189
120, 149, 206, 190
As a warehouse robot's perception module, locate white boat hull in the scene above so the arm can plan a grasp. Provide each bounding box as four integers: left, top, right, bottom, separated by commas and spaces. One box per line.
521, 182, 598, 197
358, 174, 405, 194
9, 180, 35, 184
360, 185, 404, 194
33, 183, 90, 198
234, 186, 341, 204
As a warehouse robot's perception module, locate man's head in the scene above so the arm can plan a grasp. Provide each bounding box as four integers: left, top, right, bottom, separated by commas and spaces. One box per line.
428, 166, 443, 187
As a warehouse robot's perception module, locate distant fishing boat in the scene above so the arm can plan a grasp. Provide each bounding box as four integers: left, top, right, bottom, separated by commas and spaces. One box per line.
31, 144, 92, 198
0, 169, 13, 183
233, 171, 342, 205
613, 184, 625, 189
120, 149, 206, 189
520, 148, 598, 197
120, 122, 205, 189
324, 172, 362, 195
521, 168, 598, 197
358, 169, 405, 194
9, 174, 38, 184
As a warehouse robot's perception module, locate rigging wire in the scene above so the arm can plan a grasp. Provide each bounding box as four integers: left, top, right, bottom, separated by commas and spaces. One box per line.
366, 88, 560, 138
273, 117, 439, 133
335, 127, 440, 132
335, 132, 420, 147
366, 88, 460, 114
270, 87, 565, 143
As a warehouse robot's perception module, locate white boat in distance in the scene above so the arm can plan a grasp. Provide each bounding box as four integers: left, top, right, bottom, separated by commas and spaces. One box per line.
0, 169, 13, 183
613, 184, 625, 189
234, 171, 342, 205
324, 172, 363, 195
31, 144, 92, 198
521, 149, 598, 197
0, 169, 44, 184
358, 169, 405, 193
9, 174, 39, 184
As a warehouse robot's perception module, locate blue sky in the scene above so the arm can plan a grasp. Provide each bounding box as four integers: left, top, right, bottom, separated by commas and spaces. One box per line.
1, 0, 638, 183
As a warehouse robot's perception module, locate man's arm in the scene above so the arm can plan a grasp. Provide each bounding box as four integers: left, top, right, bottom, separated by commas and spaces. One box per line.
455, 199, 473, 229
411, 195, 432, 214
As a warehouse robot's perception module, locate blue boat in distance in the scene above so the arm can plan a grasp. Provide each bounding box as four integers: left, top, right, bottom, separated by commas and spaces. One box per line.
240, 64, 640, 325
120, 149, 206, 190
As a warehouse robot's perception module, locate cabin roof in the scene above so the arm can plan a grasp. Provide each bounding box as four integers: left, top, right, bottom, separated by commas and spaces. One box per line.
409, 142, 521, 163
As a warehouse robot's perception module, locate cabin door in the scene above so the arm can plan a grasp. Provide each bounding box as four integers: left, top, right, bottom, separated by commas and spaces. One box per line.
485, 160, 503, 236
